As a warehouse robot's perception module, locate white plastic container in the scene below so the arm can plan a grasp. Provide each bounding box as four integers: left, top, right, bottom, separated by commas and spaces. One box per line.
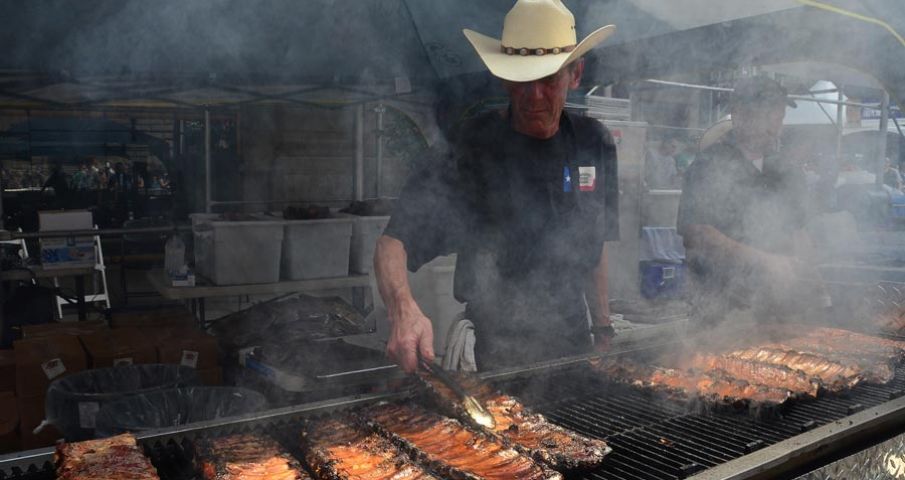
349, 215, 390, 274
191, 214, 284, 285
280, 217, 354, 280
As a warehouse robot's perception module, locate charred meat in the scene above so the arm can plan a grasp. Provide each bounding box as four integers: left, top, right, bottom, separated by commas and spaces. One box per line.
194, 433, 309, 480
367, 403, 563, 480
683, 354, 821, 398
727, 347, 862, 391
304, 417, 437, 479
55, 433, 160, 480
420, 373, 610, 470
596, 359, 792, 405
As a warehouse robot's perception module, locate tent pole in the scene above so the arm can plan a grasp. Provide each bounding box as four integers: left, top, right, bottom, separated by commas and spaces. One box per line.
204, 109, 212, 213
835, 86, 844, 164
878, 91, 890, 184
354, 105, 365, 201
375, 103, 386, 198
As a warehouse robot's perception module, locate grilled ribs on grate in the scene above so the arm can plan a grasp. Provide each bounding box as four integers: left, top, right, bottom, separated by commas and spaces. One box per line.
366, 403, 563, 480
194, 433, 310, 480
303, 416, 438, 479
55, 433, 160, 480
419, 372, 611, 471
596, 359, 792, 405
597, 328, 905, 407
682, 354, 821, 398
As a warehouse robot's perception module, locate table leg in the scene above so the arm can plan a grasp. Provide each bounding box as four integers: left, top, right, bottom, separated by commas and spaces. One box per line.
75, 276, 87, 321
199, 298, 206, 326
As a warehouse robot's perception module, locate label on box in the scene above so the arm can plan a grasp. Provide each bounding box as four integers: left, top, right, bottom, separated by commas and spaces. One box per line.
78, 402, 100, 429
41, 358, 66, 380
180, 350, 199, 368
113, 357, 133, 367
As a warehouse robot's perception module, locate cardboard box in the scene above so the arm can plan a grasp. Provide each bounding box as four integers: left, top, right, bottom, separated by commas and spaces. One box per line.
0, 350, 15, 393
0, 392, 19, 454
157, 331, 220, 370
38, 210, 96, 269
21, 320, 108, 339
18, 394, 61, 450
79, 329, 158, 368
110, 305, 195, 329
197, 367, 223, 386
14, 335, 88, 398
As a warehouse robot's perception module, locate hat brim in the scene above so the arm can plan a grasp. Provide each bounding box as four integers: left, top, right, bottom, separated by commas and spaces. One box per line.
699, 119, 733, 151
463, 25, 615, 83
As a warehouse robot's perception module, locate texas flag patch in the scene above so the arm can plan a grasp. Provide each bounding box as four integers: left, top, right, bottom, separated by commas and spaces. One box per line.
578, 166, 596, 192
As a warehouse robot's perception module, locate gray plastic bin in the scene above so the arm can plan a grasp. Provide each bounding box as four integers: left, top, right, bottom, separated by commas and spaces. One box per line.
281, 217, 354, 280
350, 215, 390, 274
191, 214, 284, 285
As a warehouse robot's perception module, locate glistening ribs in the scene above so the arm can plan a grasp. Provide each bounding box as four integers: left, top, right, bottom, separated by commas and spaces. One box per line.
366, 403, 563, 480
55, 433, 160, 480
194, 433, 309, 480
419, 372, 610, 470
304, 417, 437, 479
595, 359, 792, 405
596, 328, 903, 407
682, 354, 821, 398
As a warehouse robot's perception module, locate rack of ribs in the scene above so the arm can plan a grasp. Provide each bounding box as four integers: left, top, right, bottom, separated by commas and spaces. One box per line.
682, 354, 821, 398
419, 373, 610, 470
594, 359, 791, 405
765, 338, 895, 384
727, 347, 862, 391
366, 403, 563, 480
303, 416, 437, 479
55, 433, 160, 480
194, 433, 310, 480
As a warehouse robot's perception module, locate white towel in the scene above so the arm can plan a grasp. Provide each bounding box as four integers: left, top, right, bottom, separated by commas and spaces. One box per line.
441, 314, 477, 372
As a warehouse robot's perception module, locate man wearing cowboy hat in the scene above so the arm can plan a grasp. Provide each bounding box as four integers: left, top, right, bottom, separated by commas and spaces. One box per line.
375, 0, 620, 372
678, 76, 822, 325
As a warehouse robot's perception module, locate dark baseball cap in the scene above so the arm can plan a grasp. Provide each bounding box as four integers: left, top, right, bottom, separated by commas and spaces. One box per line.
732, 76, 797, 108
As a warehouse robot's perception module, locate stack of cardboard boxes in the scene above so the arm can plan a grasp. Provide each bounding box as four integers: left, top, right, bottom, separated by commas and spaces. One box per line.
0, 314, 222, 452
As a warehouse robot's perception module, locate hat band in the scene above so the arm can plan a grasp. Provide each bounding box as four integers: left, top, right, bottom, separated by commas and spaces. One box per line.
501, 44, 576, 56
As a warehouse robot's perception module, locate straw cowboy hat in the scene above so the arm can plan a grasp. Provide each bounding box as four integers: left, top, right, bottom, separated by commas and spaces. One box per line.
463, 0, 616, 83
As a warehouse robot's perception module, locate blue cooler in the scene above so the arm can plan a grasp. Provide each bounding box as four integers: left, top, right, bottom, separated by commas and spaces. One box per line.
639, 227, 686, 299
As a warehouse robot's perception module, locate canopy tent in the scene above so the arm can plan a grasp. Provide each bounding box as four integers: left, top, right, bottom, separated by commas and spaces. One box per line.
0, 0, 903, 110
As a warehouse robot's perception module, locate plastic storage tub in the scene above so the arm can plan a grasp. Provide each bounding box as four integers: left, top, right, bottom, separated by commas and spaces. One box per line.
281, 217, 353, 280
95, 387, 266, 437
191, 214, 284, 285
45, 364, 200, 440
349, 215, 390, 274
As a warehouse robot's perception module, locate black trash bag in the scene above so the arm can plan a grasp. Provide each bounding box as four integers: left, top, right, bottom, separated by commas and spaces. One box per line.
95, 387, 267, 437
45, 364, 200, 440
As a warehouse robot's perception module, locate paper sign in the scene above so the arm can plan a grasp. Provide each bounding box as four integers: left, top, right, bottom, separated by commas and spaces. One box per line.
78, 402, 100, 429
41, 358, 66, 380
180, 350, 199, 369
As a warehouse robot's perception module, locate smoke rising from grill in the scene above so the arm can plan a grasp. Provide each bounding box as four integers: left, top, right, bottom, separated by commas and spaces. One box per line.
2, 0, 905, 372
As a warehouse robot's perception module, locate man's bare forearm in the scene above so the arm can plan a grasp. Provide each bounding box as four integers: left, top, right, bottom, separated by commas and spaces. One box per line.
374, 235, 418, 315
682, 224, 772, 271
587, 243, 611, 326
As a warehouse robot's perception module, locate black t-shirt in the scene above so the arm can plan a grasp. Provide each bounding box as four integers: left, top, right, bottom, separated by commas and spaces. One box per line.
677, 138, 808, 300
385, 110, 619, 364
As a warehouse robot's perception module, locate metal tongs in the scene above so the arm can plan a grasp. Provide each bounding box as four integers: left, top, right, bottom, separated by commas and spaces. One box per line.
418, 355, 496, 429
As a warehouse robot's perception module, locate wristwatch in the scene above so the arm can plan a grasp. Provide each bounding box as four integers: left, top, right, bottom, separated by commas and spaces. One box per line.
591, 324, 617, 338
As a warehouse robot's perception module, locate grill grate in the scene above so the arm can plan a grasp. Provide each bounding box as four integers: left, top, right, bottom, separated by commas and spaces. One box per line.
4, 365, 905, 480
513, 365, 905, 480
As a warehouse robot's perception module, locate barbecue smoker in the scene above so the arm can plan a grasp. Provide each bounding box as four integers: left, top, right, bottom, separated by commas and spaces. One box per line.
4, 281, 905, 479
3, 341, 905, 480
